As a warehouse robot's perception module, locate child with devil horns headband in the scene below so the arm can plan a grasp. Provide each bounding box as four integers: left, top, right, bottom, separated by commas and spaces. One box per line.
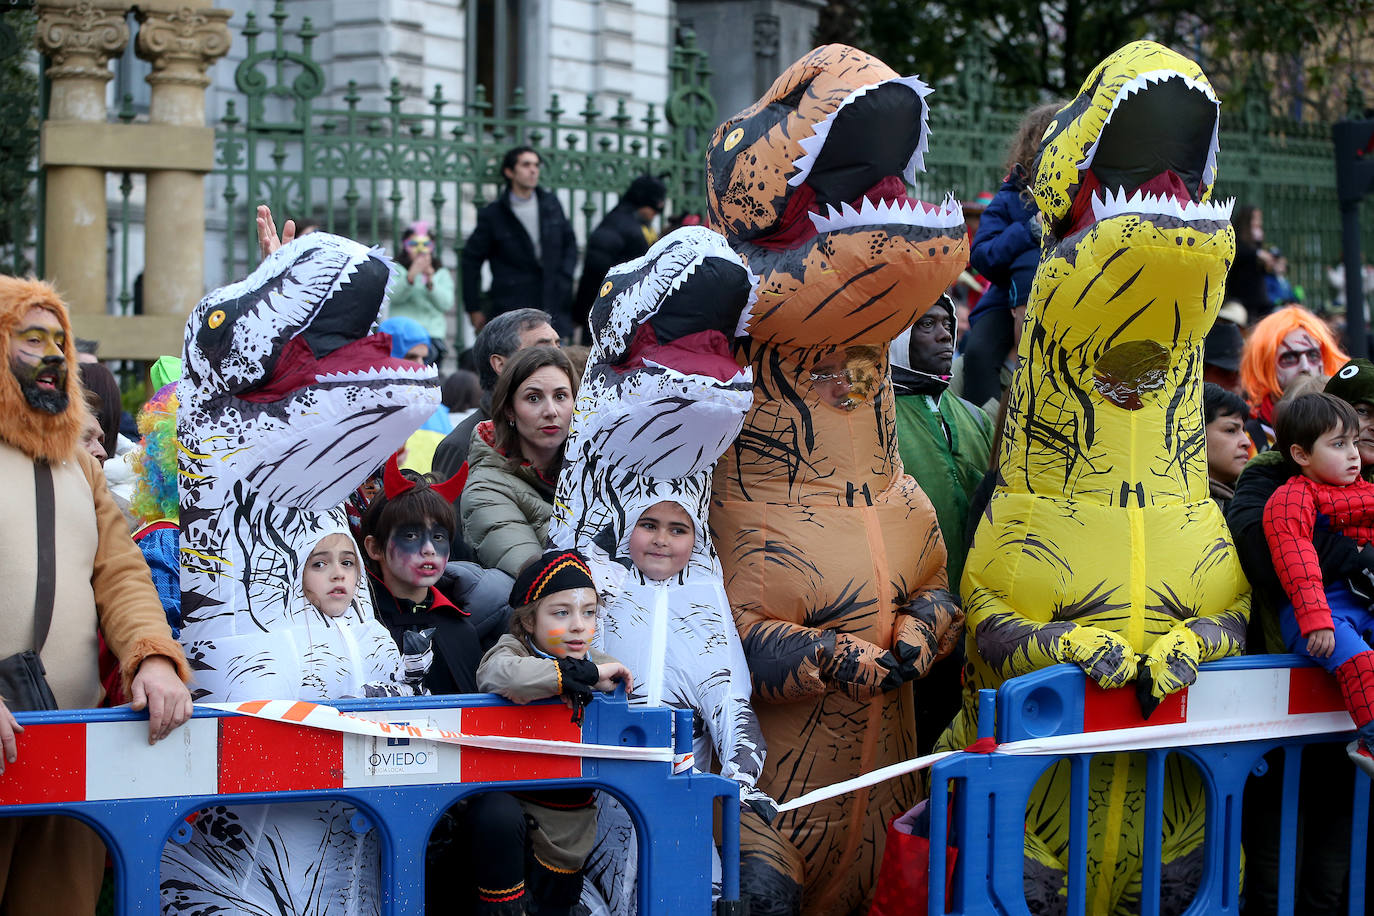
360, 454, 482, 694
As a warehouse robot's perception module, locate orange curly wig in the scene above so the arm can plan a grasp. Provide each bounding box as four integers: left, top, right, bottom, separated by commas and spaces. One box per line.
0, 276, 90, 462
1239, 306, 1348, 409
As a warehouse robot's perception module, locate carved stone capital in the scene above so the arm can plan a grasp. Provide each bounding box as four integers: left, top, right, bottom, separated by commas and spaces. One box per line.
135, 5, 232, 87
753, 13, 780, 60
35, 0, 131, 82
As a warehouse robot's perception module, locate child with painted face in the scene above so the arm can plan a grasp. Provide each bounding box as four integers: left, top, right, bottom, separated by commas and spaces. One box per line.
478, 548, 632, 717
472, 549, 630, 916
360, 454, 481, 695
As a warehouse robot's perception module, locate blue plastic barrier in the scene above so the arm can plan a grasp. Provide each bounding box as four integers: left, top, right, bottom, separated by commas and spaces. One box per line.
0, 692, 740, 915
927, 656, 1372, 916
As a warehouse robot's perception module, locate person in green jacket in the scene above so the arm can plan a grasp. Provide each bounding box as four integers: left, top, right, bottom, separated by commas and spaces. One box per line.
389, 220, 457, 362
890, 294, 993, 755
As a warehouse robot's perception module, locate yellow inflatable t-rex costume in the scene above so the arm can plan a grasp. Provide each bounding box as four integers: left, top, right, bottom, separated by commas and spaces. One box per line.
707, 45, 966, 916
939, 42, 1251, 915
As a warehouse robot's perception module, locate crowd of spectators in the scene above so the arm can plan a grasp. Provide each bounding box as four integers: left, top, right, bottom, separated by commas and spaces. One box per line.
13, 134, 1374, 914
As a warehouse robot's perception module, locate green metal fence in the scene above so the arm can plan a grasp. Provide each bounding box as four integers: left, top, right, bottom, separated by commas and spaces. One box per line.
0, 0, 1361, 322
214, 3, 717, 291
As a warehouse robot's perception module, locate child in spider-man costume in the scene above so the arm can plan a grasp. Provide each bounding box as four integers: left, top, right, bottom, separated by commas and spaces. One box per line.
1264, 391, 1374, 775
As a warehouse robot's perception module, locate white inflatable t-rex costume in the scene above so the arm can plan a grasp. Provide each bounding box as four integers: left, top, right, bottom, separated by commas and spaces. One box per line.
163, 233, 439, 916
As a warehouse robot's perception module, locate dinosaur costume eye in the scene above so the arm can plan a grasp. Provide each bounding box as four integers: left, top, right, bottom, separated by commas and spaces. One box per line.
723, 127, 745, 152
207, 309, 225, 329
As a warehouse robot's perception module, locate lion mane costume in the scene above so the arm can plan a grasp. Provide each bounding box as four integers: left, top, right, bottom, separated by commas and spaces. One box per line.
942, 42, 1251, 914
0, 277, 91, 463
706, 45, 967, 915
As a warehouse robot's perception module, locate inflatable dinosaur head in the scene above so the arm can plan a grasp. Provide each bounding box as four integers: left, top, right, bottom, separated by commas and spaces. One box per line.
575, 226, 754, 480
1033, 41, 1229, 240
706, 44, 965, 348
553, 227, 755, 556
179, 233, 439, 510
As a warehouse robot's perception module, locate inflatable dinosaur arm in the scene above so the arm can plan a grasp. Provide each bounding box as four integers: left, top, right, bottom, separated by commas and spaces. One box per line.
736, 610, 910, 703
969, 593, 1139, 690
1135, 598, 1250, 718
893, 585, 965, 670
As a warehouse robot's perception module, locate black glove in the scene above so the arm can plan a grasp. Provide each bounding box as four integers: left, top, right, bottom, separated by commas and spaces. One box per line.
875, 640, 926, 692
557, 656, 600, 725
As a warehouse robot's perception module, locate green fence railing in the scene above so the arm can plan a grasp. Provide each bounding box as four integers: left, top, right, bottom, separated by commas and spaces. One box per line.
214, 2, 716, 290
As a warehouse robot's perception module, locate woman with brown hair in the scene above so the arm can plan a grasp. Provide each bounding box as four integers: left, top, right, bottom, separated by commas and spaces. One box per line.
961, 100, 1065, 409
461, 346, 580, 576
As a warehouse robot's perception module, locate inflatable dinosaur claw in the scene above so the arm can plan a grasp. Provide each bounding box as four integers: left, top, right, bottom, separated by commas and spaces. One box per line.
1136, 626, 1202, 718
1058, 624, 1139, 690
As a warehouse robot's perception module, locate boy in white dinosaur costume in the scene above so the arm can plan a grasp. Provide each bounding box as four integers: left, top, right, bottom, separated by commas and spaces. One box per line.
162, 233, 441, 916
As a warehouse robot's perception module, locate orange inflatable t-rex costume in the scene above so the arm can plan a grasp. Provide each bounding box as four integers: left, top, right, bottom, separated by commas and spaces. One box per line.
706, 45, 967, 915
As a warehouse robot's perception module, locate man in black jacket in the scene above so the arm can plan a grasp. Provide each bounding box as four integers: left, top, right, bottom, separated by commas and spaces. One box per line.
572, 175, 666, 336
461, 146, 578, 337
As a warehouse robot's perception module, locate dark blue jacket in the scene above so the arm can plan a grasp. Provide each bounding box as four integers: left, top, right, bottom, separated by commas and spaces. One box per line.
969, 176, 1040, 320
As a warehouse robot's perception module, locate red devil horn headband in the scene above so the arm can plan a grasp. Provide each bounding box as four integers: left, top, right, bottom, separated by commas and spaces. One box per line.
382, 452, 468, 503
383, 451, 413, 499
432, 462, 468, 503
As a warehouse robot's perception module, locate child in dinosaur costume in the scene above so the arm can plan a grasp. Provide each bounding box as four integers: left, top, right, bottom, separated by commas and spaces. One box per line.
940, 42, 1251, 915
550, 228, 769, 915
163, 233, 441, 916
706, 45, 967, 916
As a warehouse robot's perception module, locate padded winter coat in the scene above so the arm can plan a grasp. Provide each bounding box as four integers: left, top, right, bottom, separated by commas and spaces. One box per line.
460, 420, 556, 577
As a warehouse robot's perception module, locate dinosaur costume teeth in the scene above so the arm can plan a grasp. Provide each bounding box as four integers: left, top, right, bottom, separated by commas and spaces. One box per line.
788, 74, 933, 190
945, 41, 1250, 915
1089, 188, 1235, 224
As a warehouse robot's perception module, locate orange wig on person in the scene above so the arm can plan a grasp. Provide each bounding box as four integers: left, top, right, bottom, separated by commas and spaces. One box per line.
1239, 306, 1347, 408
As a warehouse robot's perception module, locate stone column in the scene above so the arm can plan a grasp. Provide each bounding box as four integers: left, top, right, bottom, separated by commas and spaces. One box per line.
675, 0, 826, 121
135, 1, 230, 318
35, 0, 129, 316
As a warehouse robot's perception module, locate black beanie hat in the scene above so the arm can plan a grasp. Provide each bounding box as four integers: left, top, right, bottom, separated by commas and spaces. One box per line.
510, 549, 596, 608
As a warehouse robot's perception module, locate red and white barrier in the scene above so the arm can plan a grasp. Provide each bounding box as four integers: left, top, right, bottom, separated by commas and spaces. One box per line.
778, 663, 1355, 813
0, 700, 673, 807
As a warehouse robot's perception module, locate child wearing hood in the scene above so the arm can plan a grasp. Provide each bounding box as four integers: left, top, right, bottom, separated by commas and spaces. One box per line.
599, 484, 773, 820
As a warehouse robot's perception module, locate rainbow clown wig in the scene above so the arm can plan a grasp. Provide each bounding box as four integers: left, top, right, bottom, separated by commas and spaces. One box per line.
1239, 306, 1347, 409
130, 382, 179, 526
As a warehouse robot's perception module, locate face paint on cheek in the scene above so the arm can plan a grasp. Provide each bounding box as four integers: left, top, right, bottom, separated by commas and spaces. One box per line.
543, 627, 567, 656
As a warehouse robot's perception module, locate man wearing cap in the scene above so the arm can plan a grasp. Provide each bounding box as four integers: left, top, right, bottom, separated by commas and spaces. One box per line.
1203, 317, 1244, 395
572, 175, 666, 340
1225, 356, 1374, 912
890, 295, 992, 754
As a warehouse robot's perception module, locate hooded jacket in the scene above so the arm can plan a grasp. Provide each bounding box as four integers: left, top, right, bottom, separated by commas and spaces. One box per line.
889, 325, 993, 595
0, 277, 189, 707
968, 174, 1041, 320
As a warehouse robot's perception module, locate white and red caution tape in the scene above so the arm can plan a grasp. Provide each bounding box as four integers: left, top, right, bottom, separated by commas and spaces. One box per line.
200, 699, 674, 763
777, 664, 1355, 814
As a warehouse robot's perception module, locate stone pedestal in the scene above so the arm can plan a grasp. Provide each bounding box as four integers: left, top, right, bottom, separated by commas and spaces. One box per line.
136, 1, 231, 319
35, 0, 130, 316
675, 0, 825, 122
